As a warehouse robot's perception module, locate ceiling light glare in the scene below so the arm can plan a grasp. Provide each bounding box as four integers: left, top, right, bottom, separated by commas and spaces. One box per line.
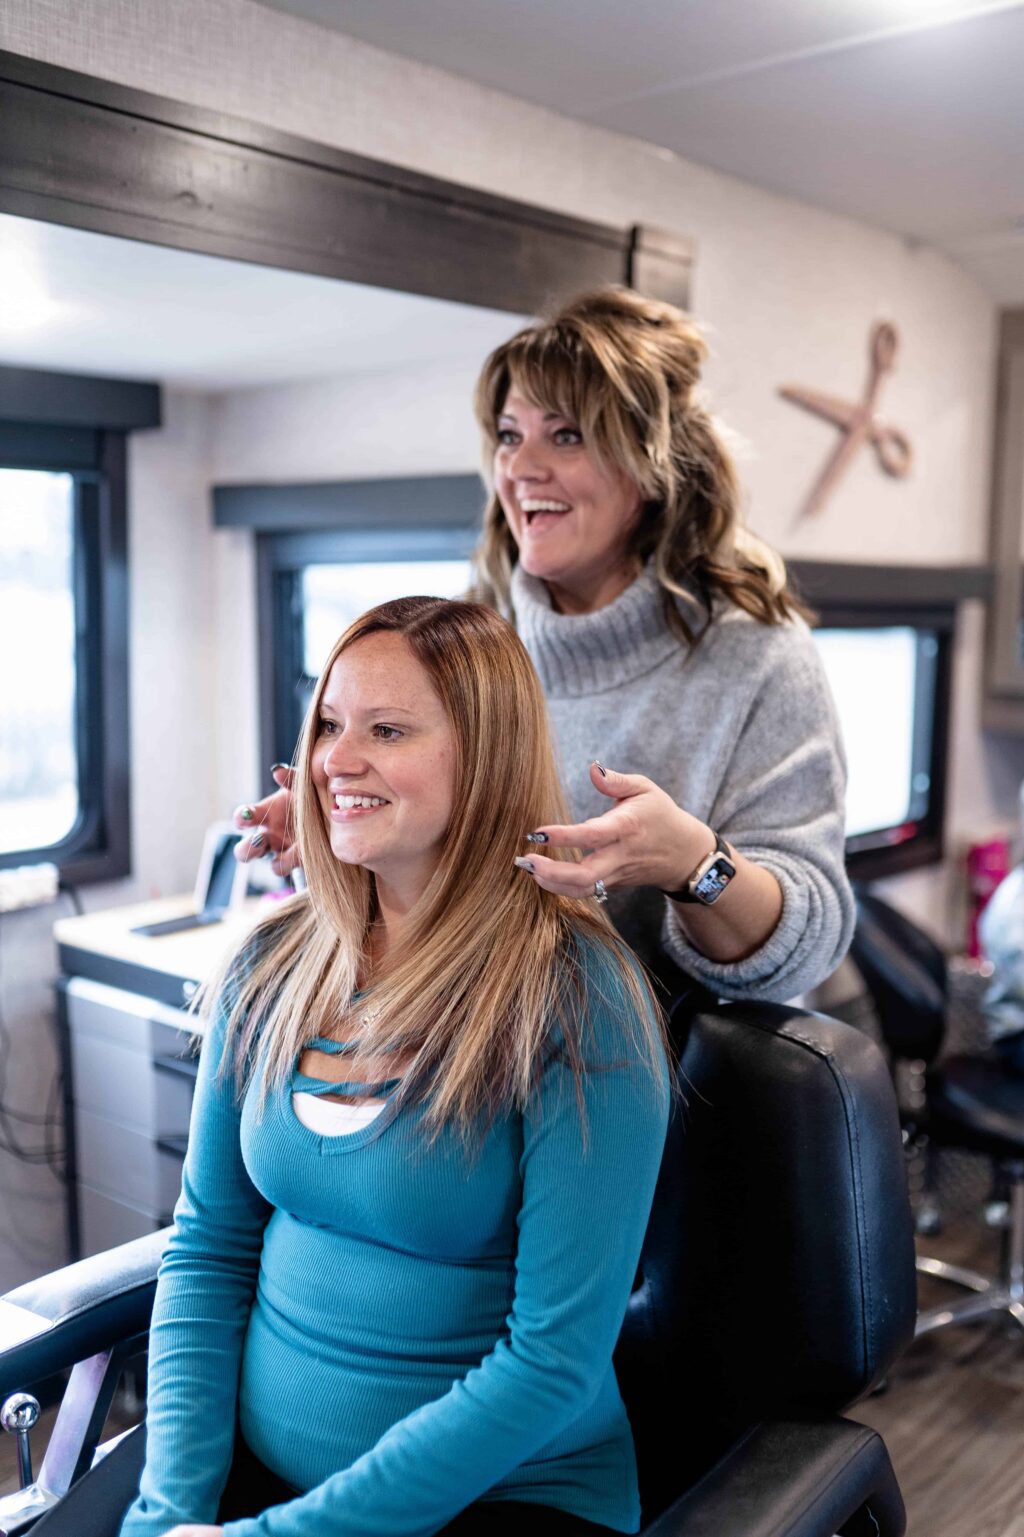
0, 252, 70, 332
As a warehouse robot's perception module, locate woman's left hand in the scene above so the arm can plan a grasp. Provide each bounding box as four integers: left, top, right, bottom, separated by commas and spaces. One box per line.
515, 761, 714, 899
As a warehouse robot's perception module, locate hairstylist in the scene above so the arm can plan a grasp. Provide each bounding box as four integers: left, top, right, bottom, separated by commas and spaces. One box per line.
236, 286, 854, 1014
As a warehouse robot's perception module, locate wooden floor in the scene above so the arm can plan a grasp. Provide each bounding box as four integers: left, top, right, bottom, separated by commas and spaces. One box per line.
1, 1221, 1021, 1533
856, 1218, 1024, 1537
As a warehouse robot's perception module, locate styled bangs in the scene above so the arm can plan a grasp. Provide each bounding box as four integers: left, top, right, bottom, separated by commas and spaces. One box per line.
502, 331, 589, 428
482, 329, 614, 445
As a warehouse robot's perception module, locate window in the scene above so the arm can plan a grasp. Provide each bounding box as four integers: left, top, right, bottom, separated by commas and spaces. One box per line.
0, 408, 137, 882
0, 469, 78, 856
811, 606, 952, 879
302, 558, 473, 676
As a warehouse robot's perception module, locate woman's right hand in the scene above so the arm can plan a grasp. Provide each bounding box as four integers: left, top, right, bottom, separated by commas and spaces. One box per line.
232, 764, 301, 875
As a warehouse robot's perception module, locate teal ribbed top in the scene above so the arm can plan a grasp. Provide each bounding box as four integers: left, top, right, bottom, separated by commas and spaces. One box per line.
119, 936, 671, 1537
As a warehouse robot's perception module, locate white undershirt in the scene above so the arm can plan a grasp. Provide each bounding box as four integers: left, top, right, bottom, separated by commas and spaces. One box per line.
292, 1091, 387, 1136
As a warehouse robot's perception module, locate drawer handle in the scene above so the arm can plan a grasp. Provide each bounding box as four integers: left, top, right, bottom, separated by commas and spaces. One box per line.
153, 1054, 199, 1083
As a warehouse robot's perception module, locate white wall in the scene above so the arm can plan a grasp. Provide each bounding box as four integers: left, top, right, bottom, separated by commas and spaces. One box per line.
0, 0, 1020, 1279
127, 393, 222, 898
209, 358, 487, 484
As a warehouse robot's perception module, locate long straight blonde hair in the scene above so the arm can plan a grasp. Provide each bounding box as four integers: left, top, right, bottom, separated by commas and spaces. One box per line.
198, 596, 676, 1157
470, 285, 811, 641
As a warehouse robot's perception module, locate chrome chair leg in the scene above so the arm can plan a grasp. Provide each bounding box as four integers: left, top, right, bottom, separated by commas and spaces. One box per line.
915, 1257, 990, 1292
915, 1163, 1024, 1337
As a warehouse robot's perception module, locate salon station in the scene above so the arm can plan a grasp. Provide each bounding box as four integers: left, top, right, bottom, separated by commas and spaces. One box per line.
2, 4, 1024, 1536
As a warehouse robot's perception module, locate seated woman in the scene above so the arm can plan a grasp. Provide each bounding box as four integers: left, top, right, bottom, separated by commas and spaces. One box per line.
120, 596, 674, 1537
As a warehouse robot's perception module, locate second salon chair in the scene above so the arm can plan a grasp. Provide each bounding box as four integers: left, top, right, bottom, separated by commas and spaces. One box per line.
850, 886, 1024, 1335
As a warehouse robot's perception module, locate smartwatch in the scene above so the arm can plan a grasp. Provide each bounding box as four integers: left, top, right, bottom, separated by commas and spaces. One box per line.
661, 831, 736, 905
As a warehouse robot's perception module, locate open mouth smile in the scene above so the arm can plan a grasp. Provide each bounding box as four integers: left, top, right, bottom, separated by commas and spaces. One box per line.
330, 794, 391, 821
521, 499, 572, 529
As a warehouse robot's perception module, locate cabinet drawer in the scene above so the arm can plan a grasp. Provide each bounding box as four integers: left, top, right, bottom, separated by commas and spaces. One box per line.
69, 1034, 195, 1131
75, 1109, 186, 1212
66, 978, 196, 1125
65, 976, 189, 1047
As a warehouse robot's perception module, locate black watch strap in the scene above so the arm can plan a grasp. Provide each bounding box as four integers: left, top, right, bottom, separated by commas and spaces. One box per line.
660, 830, 734, 903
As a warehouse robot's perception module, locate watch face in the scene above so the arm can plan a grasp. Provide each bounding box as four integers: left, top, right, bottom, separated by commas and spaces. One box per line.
694, 858, 735, 904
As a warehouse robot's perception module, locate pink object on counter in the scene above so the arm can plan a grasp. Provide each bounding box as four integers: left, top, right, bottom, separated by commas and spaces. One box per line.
966, 837, 1012, 959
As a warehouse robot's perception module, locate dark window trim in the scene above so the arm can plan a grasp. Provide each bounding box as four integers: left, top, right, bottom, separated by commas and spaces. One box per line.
214, 474, 484, 532
0, 425, 132, 882
0, 50, 692, 317
0, 363, 160, 430
791, 560, 992, 608
0, 365, 157, 879
985, 309, 1024, 713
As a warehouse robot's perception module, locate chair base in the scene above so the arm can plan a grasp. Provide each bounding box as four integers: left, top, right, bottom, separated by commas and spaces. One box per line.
914, 1172, 1024, 1337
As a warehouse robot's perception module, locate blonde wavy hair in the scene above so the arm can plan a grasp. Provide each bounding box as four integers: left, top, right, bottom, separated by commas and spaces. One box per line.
470, 285, 810, 641
198, 596, 676, 1158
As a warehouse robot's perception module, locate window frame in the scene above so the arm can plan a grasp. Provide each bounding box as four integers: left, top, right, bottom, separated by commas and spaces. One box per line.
0, 424, 131, 882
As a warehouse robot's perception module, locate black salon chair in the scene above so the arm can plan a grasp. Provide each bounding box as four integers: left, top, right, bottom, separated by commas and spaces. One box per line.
850, 886, 1024, 1335
0, 1001, 916, 1536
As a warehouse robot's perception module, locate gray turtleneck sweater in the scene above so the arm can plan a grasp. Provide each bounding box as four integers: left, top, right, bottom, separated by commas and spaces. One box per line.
510, 560, 855, 1005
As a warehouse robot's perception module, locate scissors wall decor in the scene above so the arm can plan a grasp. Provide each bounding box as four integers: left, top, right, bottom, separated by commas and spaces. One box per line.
779, 320, 913, 521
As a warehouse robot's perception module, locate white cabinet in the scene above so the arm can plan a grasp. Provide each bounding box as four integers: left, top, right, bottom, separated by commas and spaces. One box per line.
63, 977, 198, 1256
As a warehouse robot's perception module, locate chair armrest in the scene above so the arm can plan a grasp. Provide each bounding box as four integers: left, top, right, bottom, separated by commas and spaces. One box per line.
643, 1418, 904, 1537
0, 1229, 171, 1396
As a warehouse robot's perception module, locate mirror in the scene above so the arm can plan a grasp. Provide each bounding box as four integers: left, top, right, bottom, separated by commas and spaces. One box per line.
0, 208, 528, 895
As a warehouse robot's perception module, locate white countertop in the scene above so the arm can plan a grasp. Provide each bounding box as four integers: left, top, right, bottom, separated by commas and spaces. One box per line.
54, 893, 277, 986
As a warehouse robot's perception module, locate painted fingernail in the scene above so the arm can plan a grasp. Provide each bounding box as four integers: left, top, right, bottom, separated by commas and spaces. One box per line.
513, 857, 535, 872
236, 805, 254, 822
271, 762, 289, 775
593, 760, 608, 778
250, 831, 267, 850
525, 832, 549, 844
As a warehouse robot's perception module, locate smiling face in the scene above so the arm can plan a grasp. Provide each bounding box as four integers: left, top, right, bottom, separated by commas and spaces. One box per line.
310, 631, 457, 911
493, 388, 645, 615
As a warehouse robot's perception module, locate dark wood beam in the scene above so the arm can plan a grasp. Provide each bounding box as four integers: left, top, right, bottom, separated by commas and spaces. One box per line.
0, 49, 644, 315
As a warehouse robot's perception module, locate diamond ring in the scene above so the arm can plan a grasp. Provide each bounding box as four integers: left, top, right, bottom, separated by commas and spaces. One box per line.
593, 879, 608, 904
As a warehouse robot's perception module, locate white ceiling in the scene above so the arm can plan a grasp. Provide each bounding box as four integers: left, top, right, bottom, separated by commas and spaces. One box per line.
0, 212, 524, 389
255, 0, 1024, 303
